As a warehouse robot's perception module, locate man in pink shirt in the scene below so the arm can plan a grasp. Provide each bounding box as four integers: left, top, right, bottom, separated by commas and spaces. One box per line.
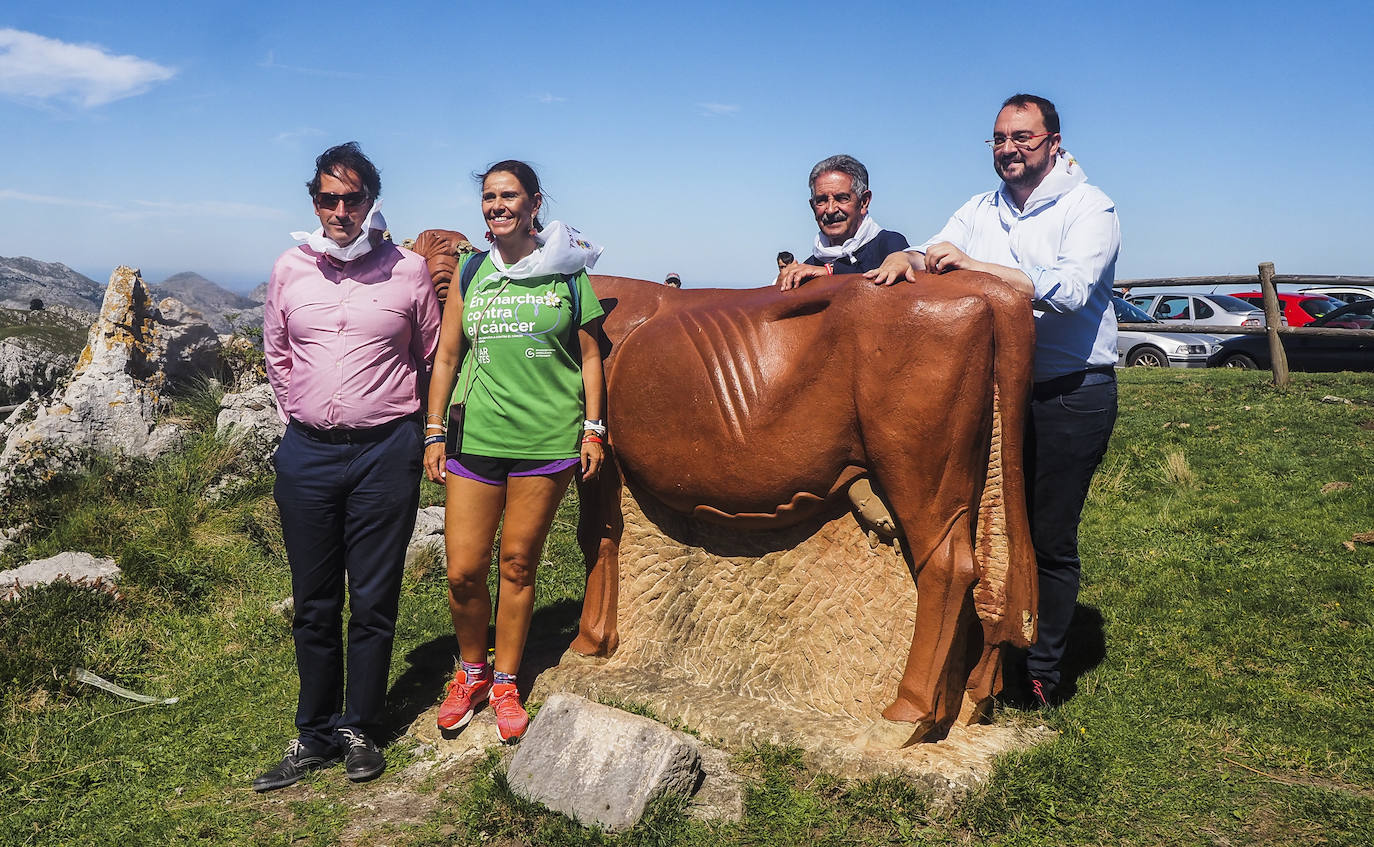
254, 143, 441, 792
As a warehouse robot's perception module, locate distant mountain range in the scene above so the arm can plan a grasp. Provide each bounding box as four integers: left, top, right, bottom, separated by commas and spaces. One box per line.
0, 257, 265, 333
0, 257, 106, 313
149, 272, 263, 332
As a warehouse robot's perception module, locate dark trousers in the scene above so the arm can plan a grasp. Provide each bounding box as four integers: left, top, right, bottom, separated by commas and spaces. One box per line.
1024, 371, 1118, 689
272, 418, 422, 753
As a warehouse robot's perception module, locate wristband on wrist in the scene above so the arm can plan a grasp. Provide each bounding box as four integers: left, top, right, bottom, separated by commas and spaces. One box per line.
424, 434, 446, 447
583, 419, 607, 436
425, 423, 447, 431
824, 263, 835, 275
581, 434, 604, 445
425, 412, 444, 421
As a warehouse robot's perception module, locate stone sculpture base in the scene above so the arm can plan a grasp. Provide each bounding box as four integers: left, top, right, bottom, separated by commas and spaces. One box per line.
533, 483, 1050, 797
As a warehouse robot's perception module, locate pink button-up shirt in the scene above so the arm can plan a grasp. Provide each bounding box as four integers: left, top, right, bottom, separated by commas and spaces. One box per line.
264, 242, 441, 429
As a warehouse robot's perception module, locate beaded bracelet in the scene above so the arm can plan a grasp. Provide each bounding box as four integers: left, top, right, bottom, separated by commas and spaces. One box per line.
423, 434, 446, 447
425, 412, 445, 421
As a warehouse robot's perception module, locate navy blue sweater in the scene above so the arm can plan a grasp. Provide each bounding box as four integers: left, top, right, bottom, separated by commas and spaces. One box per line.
804, 229, 910, 274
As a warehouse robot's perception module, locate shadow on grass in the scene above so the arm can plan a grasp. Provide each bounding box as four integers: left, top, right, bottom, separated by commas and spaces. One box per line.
1001, 603, 1107, 704
380, 598, 584, 741
1059, 604, 1107, 699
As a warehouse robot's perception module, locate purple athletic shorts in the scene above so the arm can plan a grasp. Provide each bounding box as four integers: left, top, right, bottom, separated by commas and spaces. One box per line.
445, 453, 580, 486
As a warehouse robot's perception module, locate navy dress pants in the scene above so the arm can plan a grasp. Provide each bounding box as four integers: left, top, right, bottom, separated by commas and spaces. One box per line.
1024, 371, 1117, 690
272, 418, 421, 753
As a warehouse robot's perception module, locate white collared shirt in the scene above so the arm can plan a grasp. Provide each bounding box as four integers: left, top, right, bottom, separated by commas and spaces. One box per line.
914, 153, 1121, 382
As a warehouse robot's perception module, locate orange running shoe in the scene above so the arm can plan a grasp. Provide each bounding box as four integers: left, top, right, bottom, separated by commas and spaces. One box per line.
436, 668, 491, 730
491, 682, 528, 743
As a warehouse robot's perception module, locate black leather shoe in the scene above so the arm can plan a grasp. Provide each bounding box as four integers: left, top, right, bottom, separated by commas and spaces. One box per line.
252, 739, 339, 792
339, 727, 385, 782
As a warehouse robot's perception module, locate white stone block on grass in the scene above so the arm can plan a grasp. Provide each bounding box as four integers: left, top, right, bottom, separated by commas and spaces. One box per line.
0, 551, 119, 601
506, 693, 702, 832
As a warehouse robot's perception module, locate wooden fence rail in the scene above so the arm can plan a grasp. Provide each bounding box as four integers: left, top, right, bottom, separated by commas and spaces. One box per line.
1115, 273, 1374, 290
1112, 263, 1374, 388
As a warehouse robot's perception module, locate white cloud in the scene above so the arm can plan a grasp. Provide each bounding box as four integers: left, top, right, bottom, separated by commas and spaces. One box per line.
273, 127, 326, 145
259, 50, 364, 80
126, 200, 288, 220
0, 188, 119, 210
535, 92, 567, 104
697, 102, 740, 117
0, 189, 284, 220
0, 28, 176, 107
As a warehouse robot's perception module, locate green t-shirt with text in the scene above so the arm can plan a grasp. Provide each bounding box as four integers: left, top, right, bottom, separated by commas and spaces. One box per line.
451, 255, 604, 459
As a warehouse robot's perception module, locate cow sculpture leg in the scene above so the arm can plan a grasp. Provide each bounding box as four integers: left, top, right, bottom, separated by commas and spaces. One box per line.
571, 448, 623, 657
860, 510, 983, 749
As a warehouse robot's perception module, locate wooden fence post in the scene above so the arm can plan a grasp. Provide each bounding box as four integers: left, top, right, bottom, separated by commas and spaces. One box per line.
1259, 261, 1289, 388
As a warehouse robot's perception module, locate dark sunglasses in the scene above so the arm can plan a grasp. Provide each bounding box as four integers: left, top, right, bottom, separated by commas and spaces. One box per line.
314, 191, 370, 210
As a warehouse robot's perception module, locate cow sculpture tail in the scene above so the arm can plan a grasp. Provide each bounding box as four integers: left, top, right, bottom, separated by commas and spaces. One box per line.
970, 283, 1037, 649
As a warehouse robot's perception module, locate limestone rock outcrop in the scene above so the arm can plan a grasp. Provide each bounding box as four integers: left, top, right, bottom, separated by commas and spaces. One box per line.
0, 306, 90, 405
0, 551, 120, 601
0, 336, 76, 406
0, 267, 221, 493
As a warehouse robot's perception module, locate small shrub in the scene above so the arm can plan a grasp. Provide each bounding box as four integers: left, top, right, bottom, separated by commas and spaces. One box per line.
117, 542, 224, 604
1087, 458, 1134, 504
167, 373, 226, 431
0, 582, 117, 693
1157, 449, 1197, 488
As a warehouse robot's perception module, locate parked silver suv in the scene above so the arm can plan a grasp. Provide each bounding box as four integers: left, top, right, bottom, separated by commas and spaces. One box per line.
1125, 290, 1280, 329
1113, 297, 1223, 367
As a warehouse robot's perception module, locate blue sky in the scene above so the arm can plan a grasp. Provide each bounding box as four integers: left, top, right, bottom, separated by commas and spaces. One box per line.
1, 0, 1370, 293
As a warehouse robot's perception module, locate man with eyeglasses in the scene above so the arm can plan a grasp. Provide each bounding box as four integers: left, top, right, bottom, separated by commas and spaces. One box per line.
869, 93, 1120, 710
255, 142, 441, 792
776, 154, 908, 290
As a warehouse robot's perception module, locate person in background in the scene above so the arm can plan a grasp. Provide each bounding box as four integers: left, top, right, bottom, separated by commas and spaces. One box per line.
664, 272, 682, 288
868, 93, 1121, 707
423, 160, 607, 743
255, 142, 440, 791
771, 251, 796, 285
776, 154, 908, 290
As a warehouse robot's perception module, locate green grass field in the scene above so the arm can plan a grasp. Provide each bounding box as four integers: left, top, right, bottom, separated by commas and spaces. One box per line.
1, 369, 1370, 846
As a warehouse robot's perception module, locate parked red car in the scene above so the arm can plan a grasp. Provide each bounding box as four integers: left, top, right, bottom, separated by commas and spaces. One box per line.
1230, 292, 1345, 327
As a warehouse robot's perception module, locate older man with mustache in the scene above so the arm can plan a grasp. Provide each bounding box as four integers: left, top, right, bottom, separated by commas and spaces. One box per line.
776, 154, 909, 290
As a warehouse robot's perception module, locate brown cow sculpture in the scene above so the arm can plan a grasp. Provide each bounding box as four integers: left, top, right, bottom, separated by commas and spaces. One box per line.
411, 231, 1036, 748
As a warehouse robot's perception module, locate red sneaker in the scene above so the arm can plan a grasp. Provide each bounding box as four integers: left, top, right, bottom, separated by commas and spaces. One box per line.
491, 682, 528, 743
436, 668, 491, 730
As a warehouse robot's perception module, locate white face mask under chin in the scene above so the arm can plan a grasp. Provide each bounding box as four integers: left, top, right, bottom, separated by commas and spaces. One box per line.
290, 201, 388, 262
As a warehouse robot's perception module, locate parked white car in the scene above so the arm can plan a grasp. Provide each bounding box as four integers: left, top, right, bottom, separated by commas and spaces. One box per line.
1125, 290, 1280, 329
1113, 297, 1224, 367
1299, 285, 1374, 305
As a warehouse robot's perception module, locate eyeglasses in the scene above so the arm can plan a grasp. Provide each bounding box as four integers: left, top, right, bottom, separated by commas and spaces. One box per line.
985, 132, 1054, 151
314, 191, 370, 210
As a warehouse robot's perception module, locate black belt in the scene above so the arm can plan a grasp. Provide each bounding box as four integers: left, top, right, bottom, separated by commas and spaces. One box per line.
289, 413, 418, 445
1033, 366, 1116, 401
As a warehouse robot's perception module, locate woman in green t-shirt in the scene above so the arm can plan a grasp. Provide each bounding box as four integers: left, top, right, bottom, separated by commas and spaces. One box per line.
423, 160, 607, 743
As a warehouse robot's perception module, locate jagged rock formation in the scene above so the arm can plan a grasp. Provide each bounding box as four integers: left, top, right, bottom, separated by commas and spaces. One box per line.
0, 267, 221, 493
152, 271, 263, 333
0, 256, 105, 312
